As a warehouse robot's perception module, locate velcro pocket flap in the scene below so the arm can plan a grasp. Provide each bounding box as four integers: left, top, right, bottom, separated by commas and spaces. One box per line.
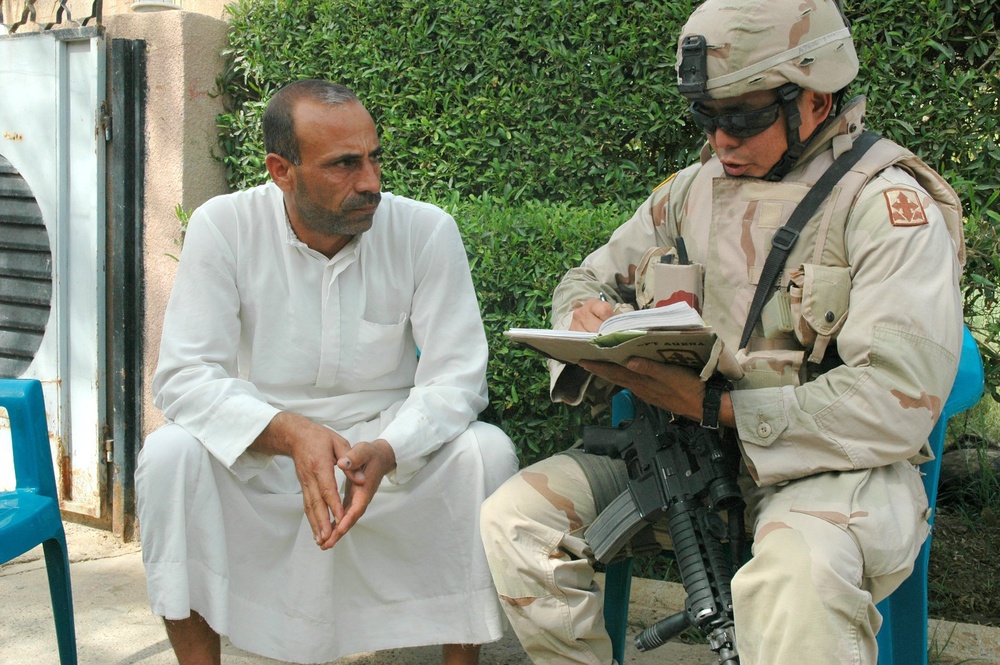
789, 263, 851, 340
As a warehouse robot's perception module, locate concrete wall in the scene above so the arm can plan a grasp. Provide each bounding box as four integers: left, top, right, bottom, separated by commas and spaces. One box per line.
104, 10, 230, 439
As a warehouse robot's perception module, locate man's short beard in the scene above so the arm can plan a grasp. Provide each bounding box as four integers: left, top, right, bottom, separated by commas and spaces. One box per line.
294, 191, 382, 238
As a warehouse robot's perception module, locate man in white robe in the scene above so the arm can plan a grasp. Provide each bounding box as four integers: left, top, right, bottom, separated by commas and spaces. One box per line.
136, 79, 518, 665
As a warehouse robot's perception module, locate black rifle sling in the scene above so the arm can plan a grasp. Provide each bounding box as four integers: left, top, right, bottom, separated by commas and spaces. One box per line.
738, 130, 881, 350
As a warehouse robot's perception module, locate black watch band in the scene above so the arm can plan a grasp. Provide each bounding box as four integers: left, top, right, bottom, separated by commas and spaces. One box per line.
701, 376, 730, 430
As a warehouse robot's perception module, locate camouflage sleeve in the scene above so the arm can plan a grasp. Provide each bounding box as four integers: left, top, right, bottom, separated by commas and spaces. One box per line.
548, 172, 690, 404
730, 166, 964, 486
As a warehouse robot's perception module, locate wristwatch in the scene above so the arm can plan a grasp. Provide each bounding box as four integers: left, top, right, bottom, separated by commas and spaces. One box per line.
700, 376, 730, 430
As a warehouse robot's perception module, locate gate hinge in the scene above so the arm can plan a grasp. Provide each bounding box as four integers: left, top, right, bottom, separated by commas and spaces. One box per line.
99, 100, 112, 142
104, 438, 114, 464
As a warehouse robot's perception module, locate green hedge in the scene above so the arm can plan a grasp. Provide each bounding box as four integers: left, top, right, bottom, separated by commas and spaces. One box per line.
849, 0, 1000, 396
444, 196, 623, 464
216, 0, 1000, 404
219, 0, 700, 204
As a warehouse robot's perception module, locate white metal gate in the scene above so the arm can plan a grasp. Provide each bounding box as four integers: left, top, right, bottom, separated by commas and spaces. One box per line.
0, 26, 107, 519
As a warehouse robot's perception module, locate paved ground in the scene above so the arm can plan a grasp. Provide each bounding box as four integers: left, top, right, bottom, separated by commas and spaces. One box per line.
1, 522, 998, 665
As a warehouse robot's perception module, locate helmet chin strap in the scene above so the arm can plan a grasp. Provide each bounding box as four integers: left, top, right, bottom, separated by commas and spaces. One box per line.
763, 83, 806, 182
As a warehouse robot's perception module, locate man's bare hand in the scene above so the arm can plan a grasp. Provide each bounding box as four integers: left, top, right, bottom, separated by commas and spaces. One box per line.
570, 297, 614, 333
251, 412, 352, 549
326, 439, 396, 547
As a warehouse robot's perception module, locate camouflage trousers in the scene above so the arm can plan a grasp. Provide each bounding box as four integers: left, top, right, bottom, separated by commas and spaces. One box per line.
480, 452, 930, 665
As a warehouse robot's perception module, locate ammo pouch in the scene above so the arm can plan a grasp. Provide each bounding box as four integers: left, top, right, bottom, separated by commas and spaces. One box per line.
740, 262, 851, 388
788, 264, 851, 365
634, 245, 706, 314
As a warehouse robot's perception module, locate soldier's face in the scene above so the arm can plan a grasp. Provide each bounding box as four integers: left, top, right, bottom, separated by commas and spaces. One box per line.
702, 89, 827, 179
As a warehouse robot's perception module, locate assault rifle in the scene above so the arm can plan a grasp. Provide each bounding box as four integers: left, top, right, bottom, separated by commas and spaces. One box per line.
583, 397, 744, 665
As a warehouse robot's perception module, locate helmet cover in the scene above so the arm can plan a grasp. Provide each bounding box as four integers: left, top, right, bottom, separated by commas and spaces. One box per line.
675, 0, 859, 100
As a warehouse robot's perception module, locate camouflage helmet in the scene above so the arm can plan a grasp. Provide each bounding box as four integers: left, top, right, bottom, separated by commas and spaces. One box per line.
675, 0, 859, 101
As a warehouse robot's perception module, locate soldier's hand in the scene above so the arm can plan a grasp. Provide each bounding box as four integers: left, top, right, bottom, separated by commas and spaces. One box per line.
580, 358, 706, 422
570, 297, 614, 333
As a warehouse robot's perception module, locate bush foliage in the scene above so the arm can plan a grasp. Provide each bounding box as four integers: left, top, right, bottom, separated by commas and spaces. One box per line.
216, 0, 1000, 445
219, 0, 701, 204
444, 197, 621, 462
849, 0, 1000, 397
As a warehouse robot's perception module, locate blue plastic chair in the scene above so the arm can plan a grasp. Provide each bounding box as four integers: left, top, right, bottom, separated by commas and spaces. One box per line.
874, 326, 984, 664
603, 326, 985, 665
0, 378, 78, 665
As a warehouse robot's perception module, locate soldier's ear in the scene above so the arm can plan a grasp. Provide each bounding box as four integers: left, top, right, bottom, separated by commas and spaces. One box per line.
796, 91, 834, 141
803, 91, 834, 125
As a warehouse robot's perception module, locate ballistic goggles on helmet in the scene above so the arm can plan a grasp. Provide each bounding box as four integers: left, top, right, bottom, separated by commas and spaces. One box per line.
688, 99, 782, 138
688, 83, 801, 139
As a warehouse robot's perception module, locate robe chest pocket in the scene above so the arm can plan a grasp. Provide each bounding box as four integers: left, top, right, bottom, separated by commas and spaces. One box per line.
788, 264, 851, 364
353, 314, 409, 381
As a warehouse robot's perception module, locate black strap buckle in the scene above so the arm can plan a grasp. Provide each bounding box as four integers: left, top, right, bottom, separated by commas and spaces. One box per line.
771, 226, 800, 252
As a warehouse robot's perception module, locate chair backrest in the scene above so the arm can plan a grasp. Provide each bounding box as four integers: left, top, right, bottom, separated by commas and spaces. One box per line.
921, 326, 985, 514
0, 378, 58, 499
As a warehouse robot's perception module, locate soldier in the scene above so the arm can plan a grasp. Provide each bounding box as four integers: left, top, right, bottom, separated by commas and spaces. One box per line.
480, 0, 965, 663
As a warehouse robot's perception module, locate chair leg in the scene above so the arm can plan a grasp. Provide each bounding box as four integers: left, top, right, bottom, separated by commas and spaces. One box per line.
876, 541, 930, 665
603, 557, 634, 665
875, 596, 895, 664
42, 536, 78, 665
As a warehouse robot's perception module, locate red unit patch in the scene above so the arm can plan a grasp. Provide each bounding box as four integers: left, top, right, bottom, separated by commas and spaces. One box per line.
883, 188, 929, 227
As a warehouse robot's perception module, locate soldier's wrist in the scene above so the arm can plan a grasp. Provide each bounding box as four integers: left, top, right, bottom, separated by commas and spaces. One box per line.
701, 376, 731, 430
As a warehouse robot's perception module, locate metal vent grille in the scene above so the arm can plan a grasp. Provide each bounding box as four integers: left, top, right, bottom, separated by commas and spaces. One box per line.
0, 154, 52, 378
1, 0, 102, 34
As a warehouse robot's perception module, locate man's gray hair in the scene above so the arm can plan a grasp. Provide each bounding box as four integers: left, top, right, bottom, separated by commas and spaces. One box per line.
263, 80, 360, 164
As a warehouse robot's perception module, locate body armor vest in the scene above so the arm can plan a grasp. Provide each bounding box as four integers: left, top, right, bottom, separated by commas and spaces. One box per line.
653, 108, 963, 391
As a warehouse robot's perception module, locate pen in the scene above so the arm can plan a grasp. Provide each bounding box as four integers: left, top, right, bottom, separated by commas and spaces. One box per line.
598, 292, 608, 302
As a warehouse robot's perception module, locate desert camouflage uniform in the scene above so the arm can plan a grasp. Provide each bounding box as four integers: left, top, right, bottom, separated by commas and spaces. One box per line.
481, 97, 965, 664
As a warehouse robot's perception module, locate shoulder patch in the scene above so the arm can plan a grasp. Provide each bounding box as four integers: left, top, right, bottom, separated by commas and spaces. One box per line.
883, 188, 929, 227
652, 172, 677, 193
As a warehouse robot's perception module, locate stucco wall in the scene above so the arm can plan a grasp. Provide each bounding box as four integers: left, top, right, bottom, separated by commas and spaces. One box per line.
104, 9, 230, 439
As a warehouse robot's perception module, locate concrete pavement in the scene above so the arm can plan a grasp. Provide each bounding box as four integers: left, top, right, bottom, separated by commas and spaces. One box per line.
1, 522, 998, 665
